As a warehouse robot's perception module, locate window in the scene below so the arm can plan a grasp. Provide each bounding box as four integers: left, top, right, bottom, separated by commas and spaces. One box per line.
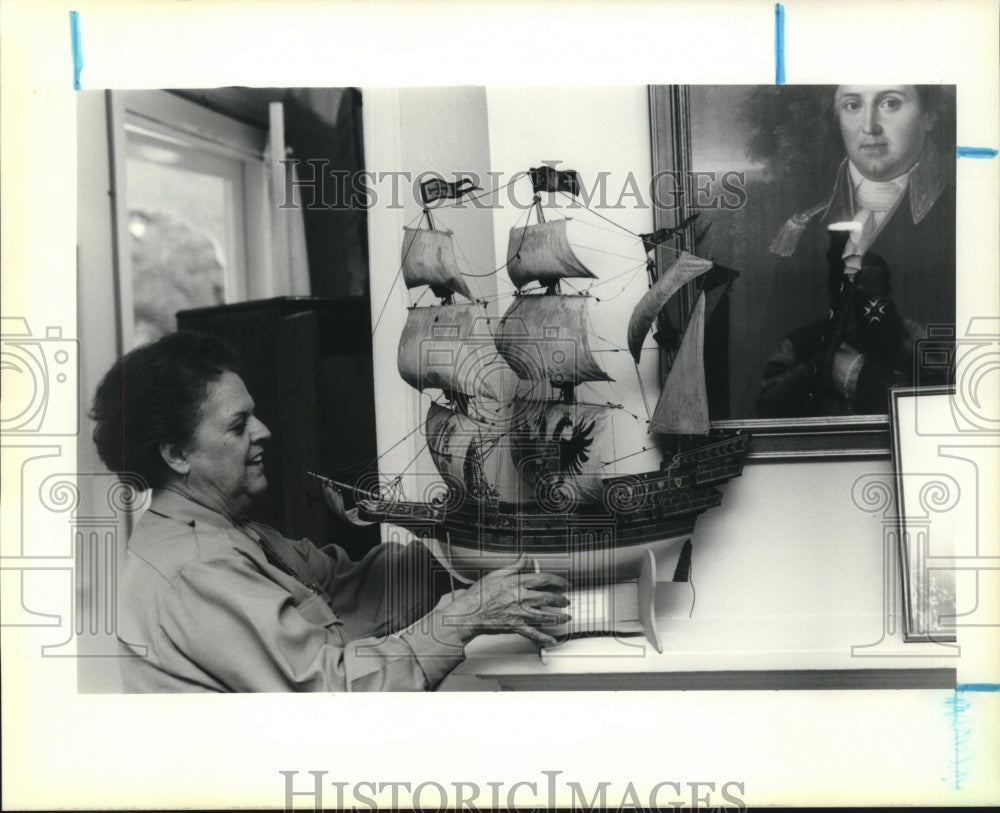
109, 91, 270, 348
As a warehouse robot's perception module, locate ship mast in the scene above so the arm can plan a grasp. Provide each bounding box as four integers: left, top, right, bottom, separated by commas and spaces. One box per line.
531, 179, 570, 407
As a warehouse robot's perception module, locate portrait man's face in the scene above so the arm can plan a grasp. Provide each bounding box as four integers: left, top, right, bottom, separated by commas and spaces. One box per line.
834, 85, 936, 182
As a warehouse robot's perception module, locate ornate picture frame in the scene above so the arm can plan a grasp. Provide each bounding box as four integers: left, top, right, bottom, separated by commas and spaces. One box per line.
648, 85, 956, 459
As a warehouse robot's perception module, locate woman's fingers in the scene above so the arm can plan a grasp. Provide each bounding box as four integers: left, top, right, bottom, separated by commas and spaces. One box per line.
523, 609, 572, 628
519, 571, 571, 591
520, 588, 571, 608
517, 589, 572, 627
515, 624, 558, 647
446, 566, 574, 640
491, 553, 530, 577
321, 484, 341, 509
490, 559, 570, 589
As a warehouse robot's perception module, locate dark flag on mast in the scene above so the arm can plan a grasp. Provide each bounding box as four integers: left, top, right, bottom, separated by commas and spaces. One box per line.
639, 214, 700, 254
419, 176, 481, 207
528, 165, 580, 196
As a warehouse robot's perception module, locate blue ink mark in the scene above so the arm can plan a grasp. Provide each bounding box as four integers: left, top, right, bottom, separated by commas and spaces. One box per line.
956, 147, 998, 159
69, 11, 83, 91
774, 4, 786, 85
945, 691, 971, 791
956, 682, 1000, 692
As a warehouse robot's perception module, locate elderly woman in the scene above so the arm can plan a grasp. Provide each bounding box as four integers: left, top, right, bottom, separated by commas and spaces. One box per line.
91, 330, 569, 692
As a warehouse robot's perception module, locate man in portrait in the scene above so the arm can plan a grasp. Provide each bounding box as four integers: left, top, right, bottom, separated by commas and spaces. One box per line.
756, 85, 956, 418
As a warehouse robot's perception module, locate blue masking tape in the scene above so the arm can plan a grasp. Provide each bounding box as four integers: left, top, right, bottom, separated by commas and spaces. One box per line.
70, 11, 82, 90
946, 684, 998, 791
956, 147, 998, 159
955, 682, 1000, 692
774, 4, 786, 85
945, 691, 971, 791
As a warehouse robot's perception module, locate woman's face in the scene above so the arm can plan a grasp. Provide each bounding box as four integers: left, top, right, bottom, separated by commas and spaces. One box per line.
834, 85, 935, 182
180, 371, 271, 517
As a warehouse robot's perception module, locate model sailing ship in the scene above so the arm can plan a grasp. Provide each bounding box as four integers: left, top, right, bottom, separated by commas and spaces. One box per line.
326, 166, 750, 579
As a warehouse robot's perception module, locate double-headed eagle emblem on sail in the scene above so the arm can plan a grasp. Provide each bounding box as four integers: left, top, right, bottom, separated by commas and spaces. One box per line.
552, 414, 596, 476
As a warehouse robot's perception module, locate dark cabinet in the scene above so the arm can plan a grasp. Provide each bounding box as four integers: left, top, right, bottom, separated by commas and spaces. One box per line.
177, 297, 380, 558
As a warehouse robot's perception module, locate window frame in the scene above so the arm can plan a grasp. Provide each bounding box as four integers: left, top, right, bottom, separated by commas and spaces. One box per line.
107, 89, 271, 349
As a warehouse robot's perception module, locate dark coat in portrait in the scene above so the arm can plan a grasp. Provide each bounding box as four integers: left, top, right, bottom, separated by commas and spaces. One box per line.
757, 145, 956, 418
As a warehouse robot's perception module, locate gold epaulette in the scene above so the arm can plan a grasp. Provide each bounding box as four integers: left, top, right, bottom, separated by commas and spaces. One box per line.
769, 200, 829, 257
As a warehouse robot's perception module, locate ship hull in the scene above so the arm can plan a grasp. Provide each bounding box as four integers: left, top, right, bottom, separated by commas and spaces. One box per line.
361, 496, 703, 581
358, 433, 749, 581
435, 519, 694, 581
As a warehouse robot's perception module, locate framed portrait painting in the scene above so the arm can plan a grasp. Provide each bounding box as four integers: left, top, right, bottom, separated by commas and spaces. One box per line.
649, 85, 957, 458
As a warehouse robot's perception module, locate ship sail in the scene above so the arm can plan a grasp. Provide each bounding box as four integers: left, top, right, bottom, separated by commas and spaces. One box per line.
426, 402, 501, 500
397, 303, 505, 399
402, 226, 474, 301
626, 251, 713, 363
508, 399, 616, 504
648, 290, 709, 435
495, 294, 610, 385
506, 219, 597, 289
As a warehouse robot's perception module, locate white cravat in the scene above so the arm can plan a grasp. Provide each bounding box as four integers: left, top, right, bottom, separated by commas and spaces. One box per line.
842, 162, 910, 277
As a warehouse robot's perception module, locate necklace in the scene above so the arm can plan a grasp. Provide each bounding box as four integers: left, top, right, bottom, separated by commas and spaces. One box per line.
226, 516, 332, 600
162, 487, 333, 601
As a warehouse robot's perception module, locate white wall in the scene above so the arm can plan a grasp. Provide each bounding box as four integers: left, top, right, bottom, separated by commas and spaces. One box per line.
485, 85, 663, 478
363, 86, 498, 511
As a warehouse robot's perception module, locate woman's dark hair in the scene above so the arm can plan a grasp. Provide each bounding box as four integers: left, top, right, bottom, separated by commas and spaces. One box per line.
90, 331, 239, 490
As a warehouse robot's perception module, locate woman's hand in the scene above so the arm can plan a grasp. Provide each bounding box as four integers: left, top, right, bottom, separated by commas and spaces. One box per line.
435, 557, 571, 646
321, 483, 375, 527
